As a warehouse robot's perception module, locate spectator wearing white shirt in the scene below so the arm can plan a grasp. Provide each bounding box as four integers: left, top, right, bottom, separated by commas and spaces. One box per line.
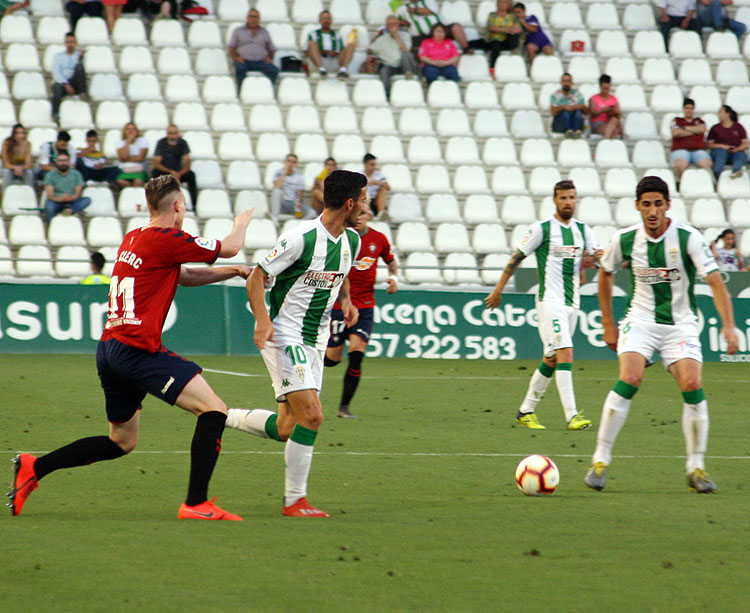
271, 153, 315, 223
363, 153, 390, 219
655, 0, 699, 50
51, 33, 87, 122
115, 122, 148, 188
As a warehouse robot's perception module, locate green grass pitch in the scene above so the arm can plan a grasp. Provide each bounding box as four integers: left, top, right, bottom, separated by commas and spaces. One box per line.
2, 354, 750, 612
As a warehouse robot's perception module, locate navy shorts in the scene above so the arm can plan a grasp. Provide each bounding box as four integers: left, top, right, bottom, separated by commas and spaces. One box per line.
328, 308, 374, 348
96, 338, 202, 424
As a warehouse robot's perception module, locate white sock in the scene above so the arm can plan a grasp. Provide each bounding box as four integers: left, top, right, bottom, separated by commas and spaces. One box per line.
555, 367, 578, 422
682, 399, 708, 473
284, 438, 314, 506
592, 391, 631, 465
226, 408, 273, 438
518, 368, 553, 414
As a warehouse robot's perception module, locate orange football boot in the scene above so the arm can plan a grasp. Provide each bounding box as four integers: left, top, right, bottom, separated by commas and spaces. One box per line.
178, 497, 243, 521
282, 497, 329, 518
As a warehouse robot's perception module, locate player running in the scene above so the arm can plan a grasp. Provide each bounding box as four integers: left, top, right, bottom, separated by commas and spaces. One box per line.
585, 176, 738, 493
484, 180, 601, 430
8, 175, 253, 520
229, 170, 365, 518
324, 208, 398, 418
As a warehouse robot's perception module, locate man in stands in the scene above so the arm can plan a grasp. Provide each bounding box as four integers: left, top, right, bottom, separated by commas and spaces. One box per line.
43, 151, 91, 222
271, 153, 316, 223
76, 129, 120, 184
696, 0, 746, 40
363, 153, 390, 220
152, 124, 197, 209
550, 73, 587, 139
51, 33, 87, 123
305, 10, 355, 79
80, 251, 110, 285
38, 130, 78, 180
670, 98, 712, 185
65, 0, 102, 29
655, 0, 699, 50
228, 8, 279, 86
368, 14, 417, 99
396, 0, 471, 53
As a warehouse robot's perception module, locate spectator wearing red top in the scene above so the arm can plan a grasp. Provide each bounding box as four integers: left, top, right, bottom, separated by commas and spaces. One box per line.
670, 98, 712, 183
707, 105, 748, 180
418, 23, 459, 84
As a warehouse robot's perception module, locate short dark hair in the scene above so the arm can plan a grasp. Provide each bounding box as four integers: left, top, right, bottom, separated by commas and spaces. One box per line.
721, 104, 738, 123
86, 129, 98, 139
65, 32, 75, 38
599, 74, 611, 86
553, 180, 576, 196
325, 157, 336, 164
719, 228, 735, 240
636, 176, 669, 201
56, 151, 70, 160
363, 153, 376, 164
145, 174, 182, 212
682, 98, 695, 107
90, 251, 105, 271
514, 2, 526, 9
429, 22, 446, 37
561, 72, 572, 79
57, 130, 71, 142
319, 10, 330, 18
323, 170, 367, 211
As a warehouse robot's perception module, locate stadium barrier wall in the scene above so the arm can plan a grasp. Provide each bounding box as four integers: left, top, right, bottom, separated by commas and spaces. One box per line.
0, 283, 748, 363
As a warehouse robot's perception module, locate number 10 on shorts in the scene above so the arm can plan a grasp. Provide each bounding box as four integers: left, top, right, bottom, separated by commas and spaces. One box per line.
285, 345, 308, 365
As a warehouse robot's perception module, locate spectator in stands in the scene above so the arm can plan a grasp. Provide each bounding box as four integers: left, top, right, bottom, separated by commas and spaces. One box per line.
550, 73, 587, 138
51, 33, 88, 123
65, 0, 102, 29
39, 130, 78, 179
2, 124, 34, 190
655, 0, 699, 50
271, 153, 315, 223
696, 0, 746, 39
102, 0, 125, 33
76, 129, 119, 184
43, 152, 91, 222
0, 1, 29, 18
707, 104, 748, 180
472, 0, 522, 68
305, 10, 355, 79
368, 15, 417, 99
711, 229, 747, 271
152, 124, 197, 209
228, 9, 279, 86
115, 122, 148, 188
418, 23, 460, 85
363, 153, 390, 219
396, 0, 471, 53
513, 3, 553, 61
589, 74, 621, 139
80, 251, 111, 285
312, 157, 337, 214
670, 98, 712, 184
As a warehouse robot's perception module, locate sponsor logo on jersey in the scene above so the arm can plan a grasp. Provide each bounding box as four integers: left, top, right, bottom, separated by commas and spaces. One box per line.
551, 245, 581, 258
633, 267, 681, 284
355, 256, 376, 271
195, 237, 217, 251
303, 270, 345, 289
265, 248, 279, 261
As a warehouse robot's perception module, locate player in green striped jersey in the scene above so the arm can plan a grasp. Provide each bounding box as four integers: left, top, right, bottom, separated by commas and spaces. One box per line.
485, 180, 602, 430
585, 176, 739, 493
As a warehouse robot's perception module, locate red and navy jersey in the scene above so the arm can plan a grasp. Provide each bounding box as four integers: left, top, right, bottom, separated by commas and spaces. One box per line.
336, 226, 394, 309
101, 226, 221, 352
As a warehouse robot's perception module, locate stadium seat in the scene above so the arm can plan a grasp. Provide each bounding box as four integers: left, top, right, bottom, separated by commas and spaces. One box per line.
315, 80, 349, 106
592, 225, 617, 247
0, 74, 9, 100
726, 87, 750, 114
501, 82, 536, 110
59, 100, 93, 129
614, 197, 641, 227
632, 31, 667, 58
550, 3, 583, 28
182, 130, 216, 159
323, 105, 358, 134
424, 194, 461, 223
192, 160, 224, 189
717, 171, 750, 199
210, 103, 246, 132
195, 189, 232, 219
2, 185, 38, 216
286, 105, 321, 134
36, 16, 68, 45
243, 218, 277, 250
632, 140, 667, 169
12, 72, 47, 100
291, 0, 323, 23
190, 21, 224, 48
133, 101, 169, 130
604, 167, 638, 197
519, 139, 555, 168
352, 79, 388, 107
224, 160, 261, 190
474, 110, 509, 137
595, 29, 629, 57
120, 46, 155, 74
649, 84, 683, 113
390, 80, 426, 108
331, 134, 366, 163
595, 140, 630, 168
235, 190, 268, 218
558, 29, 592, 56
691, 198, 727, 228
5, 43, 41, 72
587, 2, 620, 29
85, 216, 122, 248
370, 135, 405, 163
54, 245, 91, 277
218, 0, 249, 21
30, 0, 64, 16
624, 113, 658, 139
464, 81, 498, 109
688, 85, 721, 114
530, 56, 564, 83
680, 169, 716, 198
577, 197, 614, 226
495, 55, 528, 82
644, 168, 677, 197
728, 199, 750, 228
491, 166, 526, 195
443, 252, 481, 285
95, 100, 130, 130
500, 195, 536, 225
365, 0, 390, 25
669, 31, 704, 58
90, 73, 124, 101
454, 165, 490, 195
445, 137, 480, 165
458, 54, 490, 81
416, 165, 451, 194
435, 223, 472, 254
396, 222, 432, 253
159, 74, 196, 102
567, 56, 600, 84
641, 58, 676, 85
202, 76, 238, 104
678, 59, 713, 87
195, 48, 229, 76
9, 215, 46, 246
716, 60, 750, 87
16, 245, 54, 277
118, 187, 147, 217
388, 193, 423, 223
472, 223, 510, 255
361, 106, 397, 135
568, 167, 603, 196
294, 133, 328, 162
48, 216, 86, 247
278, 77, 313, 106
623, 4, 655, 29
463, 194, 499, 224
399, 107, 435, 136
480, 253, 510, 285
74, 16, 109, 45
248, 104, 284, 133
528, 167, 561, 197
239, 76, 275, 105
427, 80, 462, 108
403, 252, 441, 284
114, 17, 148, 46
558, 140, 593, 167
82, 187, 116, 217
483, 137, 517, 165
82, 45, 116, 73
706, 32, 739, 59
407, 135, 442, 164
436, 109, 471, 137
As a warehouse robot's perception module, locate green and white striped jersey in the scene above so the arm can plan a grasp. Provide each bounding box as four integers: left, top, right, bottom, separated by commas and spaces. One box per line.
519, 216, 598, 309
396, 0, 442, 37
307, 29, 344, 53
601, 221, 718, 326
258, 217, 361, 350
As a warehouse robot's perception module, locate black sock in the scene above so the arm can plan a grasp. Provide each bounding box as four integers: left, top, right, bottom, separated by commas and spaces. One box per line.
340, 351, 364, 408
324, 356, 340, 368
34, 436, 126, 480
185, 411, 226, 506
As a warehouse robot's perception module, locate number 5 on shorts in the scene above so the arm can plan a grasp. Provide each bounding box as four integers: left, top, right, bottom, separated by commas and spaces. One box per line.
285, 345, 307, 365
552, 319, 561, 333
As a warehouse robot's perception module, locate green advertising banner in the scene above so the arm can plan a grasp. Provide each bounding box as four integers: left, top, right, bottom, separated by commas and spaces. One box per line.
0, 283, 748, 363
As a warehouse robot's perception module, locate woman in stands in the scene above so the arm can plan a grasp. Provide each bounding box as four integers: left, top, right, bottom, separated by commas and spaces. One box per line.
1, 124, 34, 190
418, 23, 460, 85
115, 122, 149, 189
711, 229, 747, 271
707, 105, 748, 180
589, 74, 622, 139
102, 0, 126, 33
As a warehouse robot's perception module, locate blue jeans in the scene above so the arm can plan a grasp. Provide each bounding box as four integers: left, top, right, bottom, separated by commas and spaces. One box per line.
697, 1, 747, 38
421, 65, 459, 84
235, 59, 279, 85
552, 110, 583, 133
711, 148, 748, 177
45, 197, 91, 222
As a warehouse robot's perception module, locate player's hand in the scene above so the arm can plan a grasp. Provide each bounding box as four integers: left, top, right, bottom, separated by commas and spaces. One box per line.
721, 326, 739, 355
234, 207, 254, 229
386, 278, 398, 294
593, 248, 604, 261
603, 325, 618, 352
343, 303, 359, 327
234, 265, 253, 279
484, 290, 502, 309
254, 319, 274, 351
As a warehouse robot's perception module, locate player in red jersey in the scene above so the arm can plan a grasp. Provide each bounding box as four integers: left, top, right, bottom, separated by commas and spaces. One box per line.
324, 209, 398, 418
8, 175, 253, 520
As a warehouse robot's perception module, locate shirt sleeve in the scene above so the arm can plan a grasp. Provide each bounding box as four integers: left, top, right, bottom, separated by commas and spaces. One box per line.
738, 123, 747, 140
258, 232, 304, 277
688, 230, 719, 278
162, 230, 222, 266
380, 234, 395, 264
583, 224, 600, 253
72, 170, 84, 187
52, 53, 66, 84
600, 231, 623, 273
228, 27, 239, 48
418, 39, 429, 58
265, 29, 276, 55
518, 223, 543, 255
707, 125, 717, 141
154, 139, 167, 157
181, 139, 191, 155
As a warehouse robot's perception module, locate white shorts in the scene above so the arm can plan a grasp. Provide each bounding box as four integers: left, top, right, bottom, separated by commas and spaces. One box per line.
617, 318, 703, 367
536, 301, 578, 358
260, 341, 324, 402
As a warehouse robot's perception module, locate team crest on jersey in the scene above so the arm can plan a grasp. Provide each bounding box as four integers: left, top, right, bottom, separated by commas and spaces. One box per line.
551, 245, 581, 258
195, 237, 217, 251
355, 256, 376, 271
369, 243, 376, 253
296, 366, 305, 382
634, 267, 681, 284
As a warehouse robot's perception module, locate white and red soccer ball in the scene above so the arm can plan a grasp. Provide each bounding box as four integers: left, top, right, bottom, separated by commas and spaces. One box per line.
515, 455, 560, 496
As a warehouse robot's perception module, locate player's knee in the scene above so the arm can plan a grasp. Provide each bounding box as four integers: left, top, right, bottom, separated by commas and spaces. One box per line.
681, 377, 703, 392
196, 398, 228, 417
619, 372, 642, 388
296, 405, 324, 430
324, 356, 340, 368
112, 435, 137, 454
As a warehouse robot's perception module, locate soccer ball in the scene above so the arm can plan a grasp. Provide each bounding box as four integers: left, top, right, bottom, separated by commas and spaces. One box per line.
515, 455, 560, 496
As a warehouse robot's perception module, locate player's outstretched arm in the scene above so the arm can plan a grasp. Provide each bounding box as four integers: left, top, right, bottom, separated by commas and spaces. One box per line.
705, 271, 739, 355
247, 266, 273, 350
219, 207, 254, 258
484, 249, 525, 309
598, 269, 618, 351
179, 265, 253, 287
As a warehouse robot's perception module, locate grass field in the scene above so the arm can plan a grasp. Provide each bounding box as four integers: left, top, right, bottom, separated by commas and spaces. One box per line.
2, 353, 750, 612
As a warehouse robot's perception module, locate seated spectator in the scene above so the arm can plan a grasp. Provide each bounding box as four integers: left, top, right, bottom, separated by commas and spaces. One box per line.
670, 98, 712, 183
697, 0, 746, 39
589, 74, 621, 139
2, 124, 34, 190
707, 105, 748, 180
655, 0, 699, 50
0, 1, 29, 18
396, 0, 470, 53
550, 73, 587, 138
472, 0, 522, 67
38, 130, 78, 179
43, 152, 91, 222
418, 23, 460, 85
151, 124, 197, 209
51, 33, 88, 123
76, 129, 119, 184
363, 153, 390, 219
103, 0, 125, 33
312, 157, 337, 214
514, 3, 553, 61
228, 9, 279, 86
65, 0, 103, 29
115, 122, 148, 188
711, 229, 747, 271
368, 15, 417, 98
305, 10, 355, 79
271, 153, 315, 223
80, 251, 111, 284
